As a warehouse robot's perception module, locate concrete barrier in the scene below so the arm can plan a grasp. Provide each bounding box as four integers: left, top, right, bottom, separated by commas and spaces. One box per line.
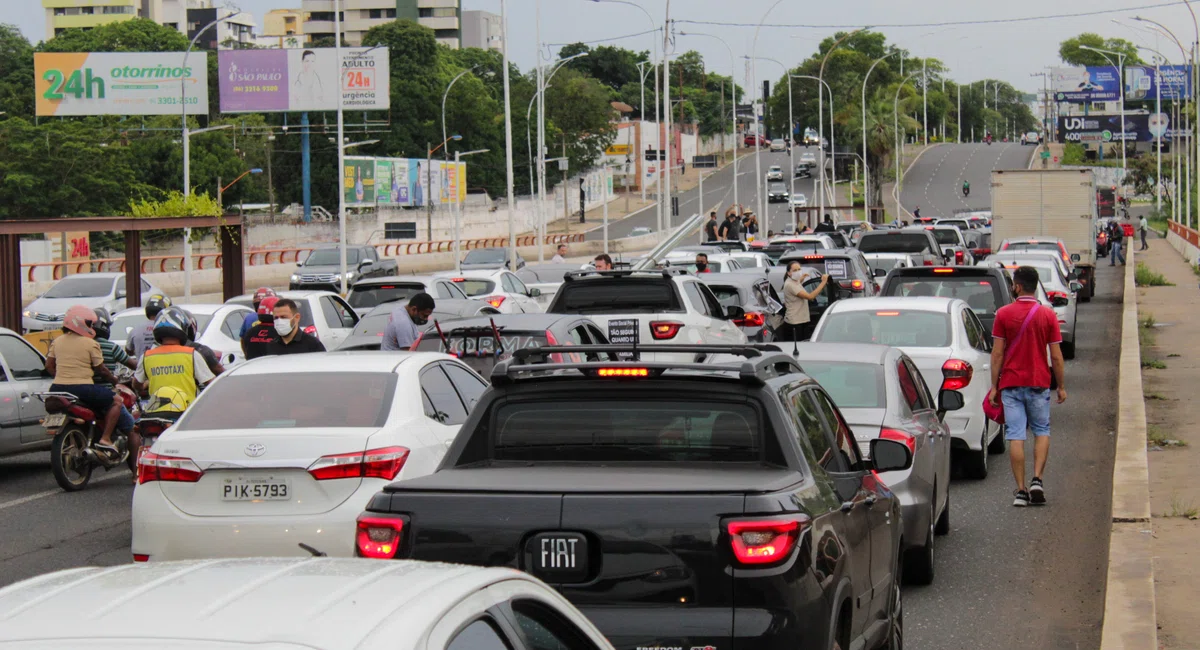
1099, 246, 1157, 650
1165, 220, 1200, 265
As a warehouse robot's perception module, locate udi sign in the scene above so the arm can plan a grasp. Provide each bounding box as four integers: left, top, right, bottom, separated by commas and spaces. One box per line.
218, 48, 390, 113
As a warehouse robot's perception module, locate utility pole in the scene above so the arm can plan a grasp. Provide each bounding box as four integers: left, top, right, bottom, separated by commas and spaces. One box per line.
662, 3, 673, 232
267, 135, 275, 220
426, 143, 434, 240
922, 59, 928, 146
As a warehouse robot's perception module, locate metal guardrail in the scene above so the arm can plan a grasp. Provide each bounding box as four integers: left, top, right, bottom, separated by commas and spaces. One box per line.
20, 233, 586, 282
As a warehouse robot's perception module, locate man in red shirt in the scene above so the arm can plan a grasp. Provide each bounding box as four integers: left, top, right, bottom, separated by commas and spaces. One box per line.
988, 266, 1068, 507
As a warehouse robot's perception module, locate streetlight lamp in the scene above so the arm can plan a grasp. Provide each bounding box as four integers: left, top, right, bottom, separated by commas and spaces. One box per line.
1079, 45, 1128, 178
216, 168, 263, 210
454, 149, 489, 272
746, 55, 788, 236
794, 74, 836, 231
894, 73, 918, 220
862, 52, 895, 222
442, 66, 476, 165
180, 5, 240, 301
819, 28, 869, 221
681, 31, 738, 215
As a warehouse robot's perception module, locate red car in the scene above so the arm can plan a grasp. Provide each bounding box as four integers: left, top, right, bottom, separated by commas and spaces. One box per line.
743, 134, 770, 147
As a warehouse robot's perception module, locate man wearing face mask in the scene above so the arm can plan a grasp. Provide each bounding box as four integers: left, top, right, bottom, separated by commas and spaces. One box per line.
266, 298, 327, 355
381, 293, 436, 351
693, 253, 712, 273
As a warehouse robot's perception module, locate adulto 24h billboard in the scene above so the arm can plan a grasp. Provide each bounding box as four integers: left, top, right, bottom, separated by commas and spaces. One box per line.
35, 52, 209, 116
218, 48, 390, 113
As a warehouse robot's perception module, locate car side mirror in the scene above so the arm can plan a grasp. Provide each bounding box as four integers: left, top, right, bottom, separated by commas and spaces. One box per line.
297, 261, 304, 267
1051, 295, 1070, 307
725, 305, 746, 320
870, 438, 913, 472
1070, 253, 1081, 262
116, 289, 127, 299
938, 388, 965, 413
1070, 281, 1084, 293
359, 259, 373, 270
873, 268, 887, 278
528, 287, 542, 297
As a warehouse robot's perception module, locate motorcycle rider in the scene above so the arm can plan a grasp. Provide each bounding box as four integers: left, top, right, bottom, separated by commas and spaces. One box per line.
127, 294, 172, 361
135, 307, 217, 412
93, 313, 139, 472
241, 295, 279, 360
180, 309, 225, 376
963, 180, 971, 197
240, 287, 276, 338
44, 306, 125, 457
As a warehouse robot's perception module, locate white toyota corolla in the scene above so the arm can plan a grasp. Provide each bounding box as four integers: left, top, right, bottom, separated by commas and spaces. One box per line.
131, 351, 488, 561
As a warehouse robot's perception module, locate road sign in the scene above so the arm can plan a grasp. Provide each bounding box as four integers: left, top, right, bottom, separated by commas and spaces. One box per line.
605, 144, 632, 155
1041, 151, 1051, 159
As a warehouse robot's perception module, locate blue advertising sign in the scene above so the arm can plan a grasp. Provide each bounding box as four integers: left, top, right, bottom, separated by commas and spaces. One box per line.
1125, 65, 1193, 101
1050, 66, 1121, 103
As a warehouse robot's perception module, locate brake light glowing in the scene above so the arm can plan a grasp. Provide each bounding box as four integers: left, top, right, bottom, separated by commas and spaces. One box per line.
598, 368, 650, 377
132, 554, 149, 563
303, 325, 317, 336
955, 250, 964, 263
880, 428, 917, 455
933, 268, 954, 273
650, 321, 683, 340
356, 515, 404, 559
735, 311, 766, 327
941, 359, 973, 391
850, 279, 865, 291
876, 311, 901, 316
923, 260, 934, 266
137, 451, 203, 485
485, 295, 507, 308
1047, 290, 1070, 301
803, 255, 824, 260
727, 517, 808, 565
307, 446, 410, 481
451, 278, 466, 282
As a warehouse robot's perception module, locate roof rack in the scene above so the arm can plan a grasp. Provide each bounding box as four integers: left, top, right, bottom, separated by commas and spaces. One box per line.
561, 268, 689, 282
493, 344, 803, 387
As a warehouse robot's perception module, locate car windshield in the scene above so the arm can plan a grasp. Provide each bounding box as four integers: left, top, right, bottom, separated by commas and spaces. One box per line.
110, 313, 150, 341
491, 399, 763, 462
817, 310, 951, 347
179, 372, 397, 430
551, 280, 681, 314
858, 233, 932, 255
931, 230, 960, 245
886, 278, 999, 315
938, 221, 969, 229
1003, 241, 1060, 254
769, 183, 787, 192
451, 279, 497, 297
189, 313, 215, 336
43, 276, 115, 299
800, 361, 886, 408
347, 283, 426, 309
686, 261, 726, 272
464, 249, 507, 264
305, 249, 360, 266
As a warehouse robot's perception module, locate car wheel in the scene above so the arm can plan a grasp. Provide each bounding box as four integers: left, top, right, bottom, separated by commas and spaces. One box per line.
988, 425, 1007, 455
1061, 339, 1076, 360
935, 487, 950, 535
963, 424, 989, 480
904, 504, 936, 586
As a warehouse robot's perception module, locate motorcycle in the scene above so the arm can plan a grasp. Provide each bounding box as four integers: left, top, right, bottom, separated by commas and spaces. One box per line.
963, 187, 971, 198
37, 384, 137, 492
133, 415, 178, 481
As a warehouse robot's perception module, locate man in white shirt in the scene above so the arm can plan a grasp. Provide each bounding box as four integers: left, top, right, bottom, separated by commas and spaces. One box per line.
1139, 215, 1149, 251
551, 244, 568, 264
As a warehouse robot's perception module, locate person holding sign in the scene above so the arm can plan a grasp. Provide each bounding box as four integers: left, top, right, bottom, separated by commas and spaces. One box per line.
779, 261, 829, 342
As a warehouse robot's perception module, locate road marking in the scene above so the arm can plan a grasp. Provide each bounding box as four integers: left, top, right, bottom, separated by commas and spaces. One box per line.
0, 470, 129, 512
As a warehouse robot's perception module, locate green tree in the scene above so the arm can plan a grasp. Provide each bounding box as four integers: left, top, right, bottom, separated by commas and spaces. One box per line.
543, 67, 617, 181
558, 43, 647, 92
39, 17, 189, 53
0, 24, 34, 119
1059, 33, 1143, 67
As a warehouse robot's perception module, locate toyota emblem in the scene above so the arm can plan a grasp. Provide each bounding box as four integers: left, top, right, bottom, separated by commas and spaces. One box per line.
244, 443, 266, 458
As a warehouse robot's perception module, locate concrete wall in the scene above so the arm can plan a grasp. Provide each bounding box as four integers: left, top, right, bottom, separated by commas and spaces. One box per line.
1165, 220, 1200, 266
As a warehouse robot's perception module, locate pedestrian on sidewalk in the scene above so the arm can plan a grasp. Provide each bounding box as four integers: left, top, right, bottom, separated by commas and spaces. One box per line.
988, 266, 1067, 507
1109, 221, 1126, 265
718, 212, 742, 241
704, 212, 719, 242
552, 244, 568, 264
1139, 215, 1149, 251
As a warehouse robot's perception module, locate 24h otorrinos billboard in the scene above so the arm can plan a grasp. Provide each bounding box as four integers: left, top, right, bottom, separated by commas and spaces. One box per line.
35, 52, 209, 116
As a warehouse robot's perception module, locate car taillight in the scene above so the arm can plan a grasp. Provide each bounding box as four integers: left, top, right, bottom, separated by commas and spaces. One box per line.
303, 325, 317, 336
650, 321, 683, 340
1047, 290, 1070, 301
972, 248, 991, 256
955, 250, 964, 264
137, 451, 203, 485
485, 295, 506, 308
727, 517, 809, 565
132, 554, 149, 563
923, 259, 934, 266
734, 311, 766, 327
356, 515, 404, 559
597, 367, 650, 377
880, 428, 916, 455
941, 359, 973, 391
307, 446, 410, 481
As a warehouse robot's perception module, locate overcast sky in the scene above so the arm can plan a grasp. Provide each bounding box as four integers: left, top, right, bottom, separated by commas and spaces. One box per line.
10, 0, 1199, 92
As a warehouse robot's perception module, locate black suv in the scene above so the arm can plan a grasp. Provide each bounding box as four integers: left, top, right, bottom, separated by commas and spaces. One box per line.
777, 248, 882, 297
358, 344, 938, 650
880, 264, 1014, 336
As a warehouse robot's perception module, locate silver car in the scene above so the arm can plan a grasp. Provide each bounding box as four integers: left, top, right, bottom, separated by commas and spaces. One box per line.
794, 342, 961, 585
23, 273, 165, 333
0, 328, 53, 459
988, 253, 1081, 359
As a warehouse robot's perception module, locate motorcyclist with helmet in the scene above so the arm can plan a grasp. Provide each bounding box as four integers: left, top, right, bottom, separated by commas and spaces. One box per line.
240, 287, 277, 338
963, 180, 971, 197
241, 295, 279, 360
179, 309, 225, 376
132, 307, 217, 460
127, 294, 172, 361
44, 306, 125, 457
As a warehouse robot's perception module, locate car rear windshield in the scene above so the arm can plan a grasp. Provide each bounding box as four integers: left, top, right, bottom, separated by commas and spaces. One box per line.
551, 280, 682, 314
867, 256, 907, 272
885, 277, 1000, 315
800, 362, 885, 408
817, 310, 951, 347
44, 276, 115, 299
351, 313, 389, 336
491, 399, 763, 462
415, 330, 549, 375
931, 230, 960, 245
706, 285, 743, 308
857, 233, 932, 254
1003, 242, 1060, 254
464, 249, 507, 264
179, 372, 396, 430
110, 313, 150, 341
451, 279, 497, 297
348, 283, 425, 309
781, 256, 850, 278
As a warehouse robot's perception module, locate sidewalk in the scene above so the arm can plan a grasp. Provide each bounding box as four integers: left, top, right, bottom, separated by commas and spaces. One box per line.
1134, 236, 1200, 649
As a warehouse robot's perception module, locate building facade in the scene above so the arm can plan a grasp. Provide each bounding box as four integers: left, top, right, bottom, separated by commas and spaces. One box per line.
184, 4, 257, 49
302, 0, 459, 48
261, 8, 309, 47
460, 10, 500, 52
43, 0, 139, 39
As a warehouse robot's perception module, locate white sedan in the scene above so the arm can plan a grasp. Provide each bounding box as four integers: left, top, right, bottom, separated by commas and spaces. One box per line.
811, 296, 1003, 479
111, 303, 255, 365
791, 193, 809, 208
131, 351, 489, 561
434, 269, 543, 314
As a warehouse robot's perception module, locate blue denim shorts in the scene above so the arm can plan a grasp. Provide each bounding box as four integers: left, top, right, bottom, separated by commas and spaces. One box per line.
1002, 387, 1051, 441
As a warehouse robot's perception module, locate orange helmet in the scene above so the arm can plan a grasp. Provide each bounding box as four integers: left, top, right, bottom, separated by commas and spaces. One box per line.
63, 305, 98, 338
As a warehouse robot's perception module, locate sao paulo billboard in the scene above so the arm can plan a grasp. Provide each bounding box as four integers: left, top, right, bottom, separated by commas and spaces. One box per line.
1051, 66, 1121, 103
219, 48, 390, 113
1125, 65, 1193, 101
35, 52, 209, 116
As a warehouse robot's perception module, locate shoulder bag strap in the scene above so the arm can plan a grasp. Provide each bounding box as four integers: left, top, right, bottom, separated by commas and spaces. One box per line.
999, 303, 1042, 377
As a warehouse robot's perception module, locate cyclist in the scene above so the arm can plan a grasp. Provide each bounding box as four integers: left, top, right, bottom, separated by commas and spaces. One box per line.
127, 294, 172, 361
44, 306, 124, 457
963, 180, 971, 197
240, 287, 276, 338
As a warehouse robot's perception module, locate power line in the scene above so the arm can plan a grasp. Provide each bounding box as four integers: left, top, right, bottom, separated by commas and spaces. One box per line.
675, 0, 1198, 30
546, 26, 661, 49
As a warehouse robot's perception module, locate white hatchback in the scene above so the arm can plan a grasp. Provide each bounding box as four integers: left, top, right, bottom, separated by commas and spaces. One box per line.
435, 269, 544, 314
131, 351, 489, 561
811, 296, 1002, 479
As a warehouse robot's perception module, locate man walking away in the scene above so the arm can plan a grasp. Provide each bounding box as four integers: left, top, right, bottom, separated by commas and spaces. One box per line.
704, 211, 719, 242
1139, 215, 1149, 251
989, 266, 1067, 507
265, 299, 326, 355
551, 244, 568, 264
381, 293, 435, 352
814, 215, 835, 233
1109, 221, 1126, 265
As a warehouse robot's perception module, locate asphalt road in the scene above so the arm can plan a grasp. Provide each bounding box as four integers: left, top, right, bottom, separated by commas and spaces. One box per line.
585, 146, 825, 241
900, 142, 1037, 218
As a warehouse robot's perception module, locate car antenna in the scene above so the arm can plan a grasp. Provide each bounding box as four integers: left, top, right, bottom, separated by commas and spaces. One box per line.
792, 335, 800, 358
298, 543, 327, 557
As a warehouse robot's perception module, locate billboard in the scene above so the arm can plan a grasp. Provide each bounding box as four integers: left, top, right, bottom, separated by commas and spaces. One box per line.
35, 52, 209, 116
1050, 66, 1121, 103
344, 157, 466, 208
374, 158, 411, 206
218, 48, 390, 113
344, 157, 376, 207
1125, 65, 1193, 101
1056, 113, 1189, 143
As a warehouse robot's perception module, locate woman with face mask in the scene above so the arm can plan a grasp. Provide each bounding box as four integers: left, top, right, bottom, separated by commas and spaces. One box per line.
780, 261, 829, 341
265, 298, 327, 355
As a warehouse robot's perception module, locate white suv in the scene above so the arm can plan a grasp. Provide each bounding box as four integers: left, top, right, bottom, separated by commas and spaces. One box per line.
546, 269, 747, 360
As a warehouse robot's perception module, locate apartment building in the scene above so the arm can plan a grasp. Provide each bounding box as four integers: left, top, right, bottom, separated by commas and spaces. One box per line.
261, 8, 309, 46
303, 0, 460, 48
185, 4, 257, 49
43, 0, 139, 39
461, 10, 501, 52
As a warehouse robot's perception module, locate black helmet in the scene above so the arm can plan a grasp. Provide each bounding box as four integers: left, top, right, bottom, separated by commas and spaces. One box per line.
145, 294, 172, 320
181, 309, 199, 342
92, 308, 112, 341
152, 306, 190, 344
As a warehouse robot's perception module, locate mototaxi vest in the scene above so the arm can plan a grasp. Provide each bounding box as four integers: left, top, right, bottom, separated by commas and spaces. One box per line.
142, 344, 199, 408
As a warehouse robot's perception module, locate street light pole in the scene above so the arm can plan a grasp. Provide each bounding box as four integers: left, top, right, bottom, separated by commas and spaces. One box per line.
750, 0, 786, 227
795, 75, 835, 229
682, 31, 739, 218
818, 28, 867, 222
745, 55, 788, 235
895, 73, 917, 220
1080, 45, 1127, 177
453, 149, 488, 273
501, 0, 517, 272
537, 52, 587, 261
862, 52, 895, 222
662, 0, 673, 232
